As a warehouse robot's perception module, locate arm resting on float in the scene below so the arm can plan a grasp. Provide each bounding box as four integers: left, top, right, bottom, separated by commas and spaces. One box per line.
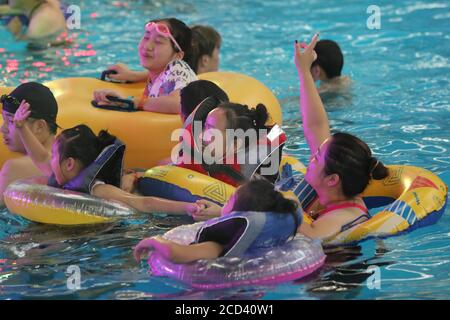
92, 183, 195, 214
128, 70, 149, 83
135, 90, 181, 114
135, 236, 224, 264
163, 241, 224, 264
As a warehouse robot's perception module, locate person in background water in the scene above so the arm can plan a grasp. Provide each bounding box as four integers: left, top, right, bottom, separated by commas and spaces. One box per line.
134, 179, 301, 264
0, 82, 58, 206
94, 17, 197, 114
188, 25, 221, 74
0, 0, 68, 48
310, 39, 350, 93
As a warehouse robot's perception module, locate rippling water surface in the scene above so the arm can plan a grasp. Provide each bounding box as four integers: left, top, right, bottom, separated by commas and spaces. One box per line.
0, 0, 449, 299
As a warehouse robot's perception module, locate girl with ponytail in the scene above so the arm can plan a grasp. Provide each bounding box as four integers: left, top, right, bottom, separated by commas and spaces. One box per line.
13, 103, 199, 215
135, 179, 300, 264
201, 102, 271, 158
294, 34, 389, 240
176, 101, 284, 188
186, 25, 221, 74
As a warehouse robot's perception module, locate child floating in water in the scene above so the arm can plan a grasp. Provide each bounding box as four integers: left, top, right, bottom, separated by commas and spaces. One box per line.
134, 179, 301, 263
93, 17, 197, 114
12, 101, 199, 215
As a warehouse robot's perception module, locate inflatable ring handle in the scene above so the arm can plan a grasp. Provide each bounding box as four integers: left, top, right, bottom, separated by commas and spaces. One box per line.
100, 70, 132, 83
91, 95, 137, 112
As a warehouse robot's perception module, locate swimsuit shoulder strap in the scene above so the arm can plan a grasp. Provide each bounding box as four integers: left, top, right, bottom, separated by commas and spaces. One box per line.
340, 213, 371, 232
318, 202, 369, 218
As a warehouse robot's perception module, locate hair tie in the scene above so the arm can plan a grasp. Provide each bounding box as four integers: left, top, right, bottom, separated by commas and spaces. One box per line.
253, 119, 257, 127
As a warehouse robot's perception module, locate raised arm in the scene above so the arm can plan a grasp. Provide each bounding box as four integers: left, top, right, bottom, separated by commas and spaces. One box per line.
294, 34, 331, 155
13, 101, 53, 176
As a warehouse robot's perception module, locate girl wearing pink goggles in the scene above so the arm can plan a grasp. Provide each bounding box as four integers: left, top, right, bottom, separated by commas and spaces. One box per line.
145, 22, 184, 53
93, 18, 197, 114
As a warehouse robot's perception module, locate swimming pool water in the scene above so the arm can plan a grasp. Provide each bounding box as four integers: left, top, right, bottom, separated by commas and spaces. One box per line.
0, 0, 449, 299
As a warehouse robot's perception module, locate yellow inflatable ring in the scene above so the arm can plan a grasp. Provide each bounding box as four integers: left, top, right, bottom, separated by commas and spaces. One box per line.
137, 155, 314, 224
0, 72, 282, 169
138, 159, 448, 245
275, 163, 448, 245
330, 165, 448, 245
4, 177, 136, 225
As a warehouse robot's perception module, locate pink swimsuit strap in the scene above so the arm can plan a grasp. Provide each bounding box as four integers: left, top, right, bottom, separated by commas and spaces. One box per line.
318, 202, 369, 218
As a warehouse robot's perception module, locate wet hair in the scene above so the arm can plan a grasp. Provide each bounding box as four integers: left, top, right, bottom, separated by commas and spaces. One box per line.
232, 179, 300, 236
324, 132, 389, 198
56, 124, 116, 168
311, 39, 344, 79
149, 18, 192, 58
218, 102, 271, 134
180, 80, 229, 120
217, 102, 281, 182
46, 120, 58, 135
27, 117, 58, 135
187, 25, 222, 73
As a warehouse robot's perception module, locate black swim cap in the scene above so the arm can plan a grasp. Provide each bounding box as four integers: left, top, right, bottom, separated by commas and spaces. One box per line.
2, 82, 59, 125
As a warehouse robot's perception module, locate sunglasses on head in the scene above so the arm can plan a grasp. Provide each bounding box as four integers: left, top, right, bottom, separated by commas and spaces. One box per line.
1, 94, 58, 127
1, 94, 21, 107
145, 22, 183, 53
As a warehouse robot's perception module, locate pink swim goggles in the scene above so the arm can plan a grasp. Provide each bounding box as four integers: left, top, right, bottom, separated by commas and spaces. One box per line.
145, 22, 183, 53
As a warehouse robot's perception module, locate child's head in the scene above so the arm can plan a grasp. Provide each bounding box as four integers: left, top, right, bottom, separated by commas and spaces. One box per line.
50, 124, 116, 185
222, 179, 300, 234
311, 39, 344, 81
138, 18, 192, 72
180, 80, 229, 122
188, 25, 221, 74
201, 102, 270, 160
